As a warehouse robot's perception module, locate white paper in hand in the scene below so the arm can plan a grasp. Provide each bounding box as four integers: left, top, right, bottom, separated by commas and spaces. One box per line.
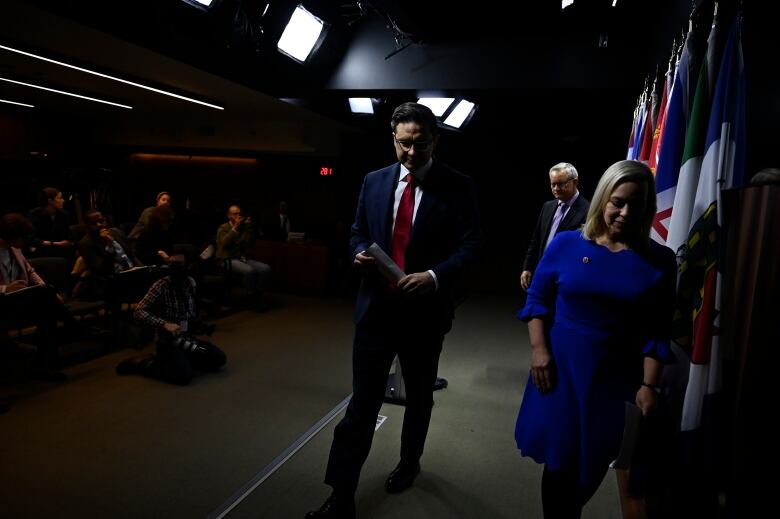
365, 243, 405, 283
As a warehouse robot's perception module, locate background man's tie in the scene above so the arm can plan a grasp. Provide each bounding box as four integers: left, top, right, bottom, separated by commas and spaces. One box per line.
545, 201, 568, 250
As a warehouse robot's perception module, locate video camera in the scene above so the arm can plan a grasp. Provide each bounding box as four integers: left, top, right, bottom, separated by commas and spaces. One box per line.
172, 334, 207, 354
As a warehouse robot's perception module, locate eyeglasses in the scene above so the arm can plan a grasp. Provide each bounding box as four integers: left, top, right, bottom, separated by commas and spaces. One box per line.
394, 135, 431, 152
550, 179, 574, 189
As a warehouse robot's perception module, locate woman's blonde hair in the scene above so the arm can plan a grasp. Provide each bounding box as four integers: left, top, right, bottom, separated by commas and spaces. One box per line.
582, 160, 656, 247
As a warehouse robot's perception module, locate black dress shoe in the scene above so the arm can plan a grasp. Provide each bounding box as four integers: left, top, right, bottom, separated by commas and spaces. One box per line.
385, 460, 421, 493
433, 377, 448, 390
305, 493, 355, 519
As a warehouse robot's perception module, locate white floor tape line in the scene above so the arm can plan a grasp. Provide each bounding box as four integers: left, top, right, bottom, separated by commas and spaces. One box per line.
206, 393, 353, 519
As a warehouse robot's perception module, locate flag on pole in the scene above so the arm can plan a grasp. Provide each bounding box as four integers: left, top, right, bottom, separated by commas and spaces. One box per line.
631, 98, 648, 161
626, 102, 639, 160
666, 14, 724, 255
651, 23, 700, 245
648, 75, 661, 138
638, 92, 656, 163
648, 71, 670, 175
676, 11, 745, 432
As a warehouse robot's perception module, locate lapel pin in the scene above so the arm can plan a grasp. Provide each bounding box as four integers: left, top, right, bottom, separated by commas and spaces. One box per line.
582, 257, 590, 264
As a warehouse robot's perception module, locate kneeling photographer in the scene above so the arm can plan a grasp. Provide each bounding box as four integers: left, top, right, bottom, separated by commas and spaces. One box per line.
115, 254, 225, 385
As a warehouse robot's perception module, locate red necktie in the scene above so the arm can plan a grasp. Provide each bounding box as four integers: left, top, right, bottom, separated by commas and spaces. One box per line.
390, 173, 415, 272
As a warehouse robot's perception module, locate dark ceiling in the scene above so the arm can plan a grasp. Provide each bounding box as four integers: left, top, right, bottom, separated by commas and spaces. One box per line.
17, 0, 689, 98
5, 0, 773, 164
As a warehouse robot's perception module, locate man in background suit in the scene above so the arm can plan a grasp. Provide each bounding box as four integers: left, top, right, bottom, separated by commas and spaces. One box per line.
263, 200, 291, 242
520, 162, 590, 291
306, 102, 481, 519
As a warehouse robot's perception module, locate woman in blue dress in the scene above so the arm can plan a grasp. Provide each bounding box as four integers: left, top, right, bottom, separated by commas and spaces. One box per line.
515, 160, 676, 518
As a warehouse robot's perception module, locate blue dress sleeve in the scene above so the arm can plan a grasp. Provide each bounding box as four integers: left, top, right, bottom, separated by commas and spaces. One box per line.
641, 243, 678, 363
517, 232, 566, 322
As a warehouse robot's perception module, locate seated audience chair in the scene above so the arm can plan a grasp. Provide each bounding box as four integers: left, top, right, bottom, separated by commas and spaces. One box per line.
28, 256, 106, 321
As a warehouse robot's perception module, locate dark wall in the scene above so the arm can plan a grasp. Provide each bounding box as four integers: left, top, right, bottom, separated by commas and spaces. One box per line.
327, 0, 691, 92
116, 153, 358, 247
742, 0, 780, 174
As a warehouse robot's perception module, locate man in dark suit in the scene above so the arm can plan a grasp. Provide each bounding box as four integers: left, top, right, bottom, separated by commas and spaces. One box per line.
263, 200, 291, 242
520, 162, 590, 291
306, 102, 481, 519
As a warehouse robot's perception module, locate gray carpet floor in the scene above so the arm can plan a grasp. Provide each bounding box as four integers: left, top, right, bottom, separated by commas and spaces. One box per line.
0, 292, 621, 518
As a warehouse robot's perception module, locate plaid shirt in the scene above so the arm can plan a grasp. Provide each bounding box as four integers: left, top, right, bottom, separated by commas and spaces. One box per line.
134, 276, 197, 331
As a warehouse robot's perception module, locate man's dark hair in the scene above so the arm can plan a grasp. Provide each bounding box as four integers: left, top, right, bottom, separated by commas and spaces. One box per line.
85, 208, 102, 220
0, 213, 33, 241
390, 102, 438, 135
38, 187, 60, 208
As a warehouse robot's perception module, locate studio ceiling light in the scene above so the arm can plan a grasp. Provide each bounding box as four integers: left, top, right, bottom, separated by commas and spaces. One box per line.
180, 0, 220, 10
0, 76, 132, 109
277, 5, 326, 63
0, 44, 223, 110
348, 98, 374, 114
443, 100, 476, 129
417, 97, 455, 117
0, 97, 34, 108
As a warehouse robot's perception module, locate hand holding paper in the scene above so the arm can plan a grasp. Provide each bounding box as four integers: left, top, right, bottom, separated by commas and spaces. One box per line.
364, 243, 405, 283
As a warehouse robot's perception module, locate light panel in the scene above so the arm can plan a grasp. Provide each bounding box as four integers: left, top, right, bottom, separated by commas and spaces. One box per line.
0, 76, 132, 109
277, 5, 325, 63
348, 98, 374, 114
180, 0, 219, 11
443, 100, 475, 128
417, 97, 455, 117
0, 44, 223, 110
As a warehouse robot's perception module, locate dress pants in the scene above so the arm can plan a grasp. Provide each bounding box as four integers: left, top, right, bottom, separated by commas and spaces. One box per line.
324, 297, 444, 493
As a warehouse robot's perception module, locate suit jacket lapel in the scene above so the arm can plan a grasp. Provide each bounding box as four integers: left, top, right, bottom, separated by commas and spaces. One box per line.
559, 196, 583, 228
377, 164, 401, 250
559, 203, 574, 228
540, 200, 556, 241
